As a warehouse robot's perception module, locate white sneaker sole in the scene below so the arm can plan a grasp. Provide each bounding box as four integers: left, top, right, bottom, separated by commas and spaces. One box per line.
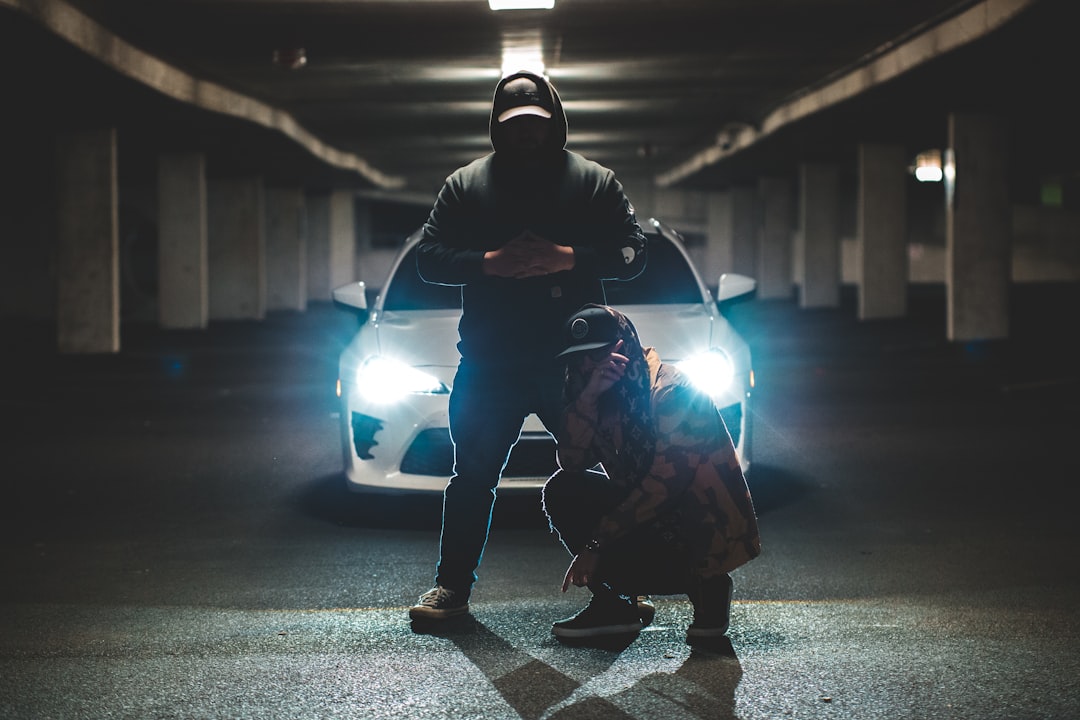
552, 620, 642, 638
409, 604, 470, 621
686, 625, 729, 639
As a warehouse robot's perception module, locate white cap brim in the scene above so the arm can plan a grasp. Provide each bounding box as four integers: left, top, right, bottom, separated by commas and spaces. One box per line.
498, 105, 553, 123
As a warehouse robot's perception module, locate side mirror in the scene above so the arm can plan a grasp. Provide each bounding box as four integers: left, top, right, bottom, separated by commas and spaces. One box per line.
716, 273, 756, 303
332, 281, 370, 324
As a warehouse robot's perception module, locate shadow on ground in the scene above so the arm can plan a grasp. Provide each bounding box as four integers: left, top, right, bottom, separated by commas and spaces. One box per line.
410, 613, 743, 720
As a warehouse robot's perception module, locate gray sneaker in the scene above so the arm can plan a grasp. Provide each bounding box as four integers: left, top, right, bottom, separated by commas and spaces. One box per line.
409, 586, 470, 621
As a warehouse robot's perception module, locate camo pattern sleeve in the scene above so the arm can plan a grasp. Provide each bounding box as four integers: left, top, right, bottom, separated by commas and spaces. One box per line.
591, 364, 761, 574
556, 395, 622, 476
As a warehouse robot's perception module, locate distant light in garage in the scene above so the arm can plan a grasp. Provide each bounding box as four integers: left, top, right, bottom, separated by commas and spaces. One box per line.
915, 165, 942, 182
1040, 177, 1064, 207
273, 47, 307, 69
911, 149, 943, 182
490, 0, 554, 9
943, 148, 956, 209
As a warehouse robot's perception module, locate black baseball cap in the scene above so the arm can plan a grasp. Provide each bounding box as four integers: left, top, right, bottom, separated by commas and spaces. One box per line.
494, 76, 554, 123
556, 306, 619, 358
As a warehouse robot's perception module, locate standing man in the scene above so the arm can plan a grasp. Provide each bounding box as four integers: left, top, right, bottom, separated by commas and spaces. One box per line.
410, 71, 647, 621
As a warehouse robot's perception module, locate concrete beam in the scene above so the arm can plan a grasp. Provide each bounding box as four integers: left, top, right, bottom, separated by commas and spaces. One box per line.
3, 0, 403, 190
657, 0, 1038, 187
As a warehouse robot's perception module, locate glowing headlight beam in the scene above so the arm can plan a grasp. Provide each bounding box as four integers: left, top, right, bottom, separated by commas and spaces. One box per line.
355, 356, 448, 404
676, 350, 735, 398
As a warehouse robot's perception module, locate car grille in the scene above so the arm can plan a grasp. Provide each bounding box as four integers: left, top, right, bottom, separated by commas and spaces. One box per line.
400, 428, 557, 478
396, 402, 740, 479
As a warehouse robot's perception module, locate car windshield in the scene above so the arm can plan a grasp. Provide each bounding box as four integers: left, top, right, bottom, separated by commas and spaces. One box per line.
602, 234, 703, 305
382, 249, 463, 311
381, 232, 703, 312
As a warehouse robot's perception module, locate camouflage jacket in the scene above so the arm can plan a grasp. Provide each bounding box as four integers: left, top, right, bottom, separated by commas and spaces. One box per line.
557, 348, 761, 574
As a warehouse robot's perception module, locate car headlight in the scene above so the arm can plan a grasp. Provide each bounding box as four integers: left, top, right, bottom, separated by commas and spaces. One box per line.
355, 356, 449, 404
675, 349, 735, 397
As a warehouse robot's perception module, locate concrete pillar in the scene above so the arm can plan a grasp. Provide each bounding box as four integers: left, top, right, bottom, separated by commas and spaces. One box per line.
265, 187, 307, 312
946, 113, 1010, 341
731, 186, 757, 277
208, 176, 266, 320
55, 128, 119, 353
757, 177, 793, 300
329, 190, 355, 289
353, 197, 372, 284
798, 163, 841, 308
306, 194, 332, 302
704, 191, 733, 285
857, 143, 908, 319
157, 153, 208, 329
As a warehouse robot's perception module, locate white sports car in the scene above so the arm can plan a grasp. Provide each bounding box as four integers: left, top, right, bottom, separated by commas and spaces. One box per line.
333, 218, 756, 494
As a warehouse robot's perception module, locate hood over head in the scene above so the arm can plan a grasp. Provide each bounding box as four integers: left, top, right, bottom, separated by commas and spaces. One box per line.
489, 71, 567, 154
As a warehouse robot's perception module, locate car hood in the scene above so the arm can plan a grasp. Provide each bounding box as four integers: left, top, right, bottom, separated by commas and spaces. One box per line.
612, 303, 718, 360
374, 309, 464, 367
370, 303, 733, 368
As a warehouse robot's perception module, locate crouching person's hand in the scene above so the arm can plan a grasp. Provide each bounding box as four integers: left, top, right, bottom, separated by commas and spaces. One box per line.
562, 550, 600, 591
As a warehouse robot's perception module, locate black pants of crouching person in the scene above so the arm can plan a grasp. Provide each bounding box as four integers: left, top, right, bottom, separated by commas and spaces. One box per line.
542, 469, 693, 597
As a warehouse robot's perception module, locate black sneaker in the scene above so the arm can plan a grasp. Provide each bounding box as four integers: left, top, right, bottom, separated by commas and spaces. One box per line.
634, 595, 656, 627
409, 586, 469, 621
552, 594, 643, 638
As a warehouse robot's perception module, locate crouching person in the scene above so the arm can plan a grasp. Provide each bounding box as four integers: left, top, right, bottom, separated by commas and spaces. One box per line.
543, 304, 760, 643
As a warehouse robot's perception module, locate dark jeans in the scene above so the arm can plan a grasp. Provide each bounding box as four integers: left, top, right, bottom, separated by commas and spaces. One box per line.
435, 360, 565, 594
542, 469, 693, 597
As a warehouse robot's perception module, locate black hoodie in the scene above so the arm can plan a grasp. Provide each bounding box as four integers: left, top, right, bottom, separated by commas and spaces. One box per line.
416, 71, 648, 365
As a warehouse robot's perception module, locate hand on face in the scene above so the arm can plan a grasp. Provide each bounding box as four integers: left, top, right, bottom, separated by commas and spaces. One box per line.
577, 339, 628, 402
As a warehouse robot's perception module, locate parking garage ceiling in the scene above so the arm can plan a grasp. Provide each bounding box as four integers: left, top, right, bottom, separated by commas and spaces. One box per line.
3, 0, 1074, 196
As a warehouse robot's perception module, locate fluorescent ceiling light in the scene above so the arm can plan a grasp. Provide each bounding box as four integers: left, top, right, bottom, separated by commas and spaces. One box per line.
501, 30, 545, 76
914, 165, 943, 183
501, 48, 545, 76
490, 0, 554, 10
911, 149, 944, 183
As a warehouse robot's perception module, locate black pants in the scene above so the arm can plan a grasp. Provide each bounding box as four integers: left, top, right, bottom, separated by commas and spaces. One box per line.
435, 360, 565, 594
542, 469, 692, 596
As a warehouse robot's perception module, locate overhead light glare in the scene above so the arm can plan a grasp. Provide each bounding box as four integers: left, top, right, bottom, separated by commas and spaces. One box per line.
914, 165, 943, 183
490, 0, 554, 10
500, 30, 545, 76
911, 149, 943, 183
272, 47, 307, 70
